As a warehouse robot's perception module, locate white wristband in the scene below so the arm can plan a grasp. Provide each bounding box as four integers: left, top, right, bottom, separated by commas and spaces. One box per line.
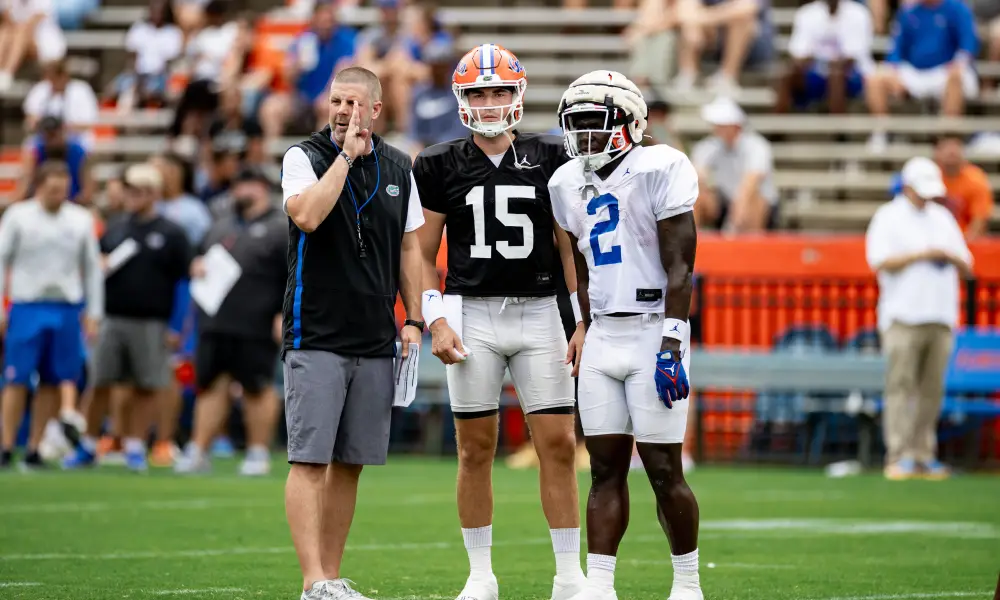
662, 318, 687, 341
569, 291, 584, 324
421, 289, 446, 326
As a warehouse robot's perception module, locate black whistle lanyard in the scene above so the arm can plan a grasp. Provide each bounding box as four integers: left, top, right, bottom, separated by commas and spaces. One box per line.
331, 133, 380, 258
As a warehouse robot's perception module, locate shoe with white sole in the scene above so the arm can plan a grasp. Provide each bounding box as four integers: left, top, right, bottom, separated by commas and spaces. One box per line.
238, 446, 271, 476
567, 585, 617, 600
455, 574, 498, 600
668, 584, 704, 600
551, 572, 587, 600
323, 579, 372, 599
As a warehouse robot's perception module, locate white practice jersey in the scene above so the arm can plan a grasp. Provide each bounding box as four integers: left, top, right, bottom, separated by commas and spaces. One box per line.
548, 144, 698, 315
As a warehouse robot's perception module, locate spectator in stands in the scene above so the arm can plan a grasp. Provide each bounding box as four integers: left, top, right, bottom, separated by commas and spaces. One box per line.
22, 58, 99, 140
113, 0, 183, 110
152, 152, 212, 245
974, 0, 1000, 90
691, 96, 778, 231
168, 0, 238, 141
175, 166, 287, 477
624, 0, 678, 93
354, 0, 422, 133
0, 0, 67, 90
17, 116, 94, 205
933, 133, 995, 239
197, 139, 240, 216
258, 1, 356, 144
864, 0, 980, 151
865, 156, 973, 481
673, 0, 774, 94
88, 164, 192, 472
218, 12, 274, 122
645, 96, 684, 150
563, 0, 636, 8
776, 0, 874, 114
54, 0, 98, 30
408, 42, 464, 152
0, 161, 101, 470
208, 88, 265, 166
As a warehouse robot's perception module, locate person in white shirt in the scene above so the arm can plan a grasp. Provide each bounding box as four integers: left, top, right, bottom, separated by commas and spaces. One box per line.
114, 0, 183, 109
0, 0, 67, 89
548, 71, 703, 600
691, 97, 778, 232
865, 156, 973, 482
776, 0, 874, 113
22, 58, 99, 137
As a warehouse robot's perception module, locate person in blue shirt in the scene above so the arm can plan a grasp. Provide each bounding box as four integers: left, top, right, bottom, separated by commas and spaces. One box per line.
407, 41, 465, 151
18, 116, 93, 205
257, 0, 356, 142
864, 0, 980, 149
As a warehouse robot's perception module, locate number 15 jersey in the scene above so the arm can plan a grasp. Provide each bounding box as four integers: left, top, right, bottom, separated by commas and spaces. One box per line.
413, 133, 568, 297
547, 144, 699, 315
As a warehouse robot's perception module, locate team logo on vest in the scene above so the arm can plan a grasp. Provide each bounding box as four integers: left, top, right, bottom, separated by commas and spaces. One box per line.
386, 184, 400, 196
146, 232, 165, 249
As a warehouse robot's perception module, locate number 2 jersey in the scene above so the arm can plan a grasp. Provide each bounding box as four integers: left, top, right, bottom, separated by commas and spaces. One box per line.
547, 144, 699, 315
413, 133, 568, 297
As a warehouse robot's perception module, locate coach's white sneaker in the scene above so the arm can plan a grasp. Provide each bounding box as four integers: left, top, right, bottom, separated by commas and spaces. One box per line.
301, 581, 331, 600
551, 572, 587, 600
455, 574, 498, 600
323, 579, 372, 599
238, 446, 271, 476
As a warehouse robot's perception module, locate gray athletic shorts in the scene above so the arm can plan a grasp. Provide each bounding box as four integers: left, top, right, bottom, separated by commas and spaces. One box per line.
283, 349, 394, 466
91, 317, 171, 390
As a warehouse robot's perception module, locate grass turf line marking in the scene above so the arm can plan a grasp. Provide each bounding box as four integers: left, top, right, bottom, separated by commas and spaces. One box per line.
814, 592, 989, 600
0, 582, 41, 587
151, 588, 245, 595
626, 559, 795, 569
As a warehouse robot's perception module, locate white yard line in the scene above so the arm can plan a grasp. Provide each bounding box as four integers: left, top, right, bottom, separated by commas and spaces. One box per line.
151, 588, 244, 596
0, 582, 40, 587
1, 519, 995, 562
626, 559, 795, 569
814, 592, 989, 600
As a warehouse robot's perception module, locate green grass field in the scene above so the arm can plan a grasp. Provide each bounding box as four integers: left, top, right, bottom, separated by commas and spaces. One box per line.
1, 458, 998, 600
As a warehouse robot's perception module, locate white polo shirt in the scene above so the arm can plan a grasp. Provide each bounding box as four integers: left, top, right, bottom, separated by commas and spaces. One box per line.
787, 0, 875, 74
865, 195, 972, 332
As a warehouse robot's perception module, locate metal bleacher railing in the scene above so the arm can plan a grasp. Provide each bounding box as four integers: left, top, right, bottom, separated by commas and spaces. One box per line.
388, 276, 1000, 470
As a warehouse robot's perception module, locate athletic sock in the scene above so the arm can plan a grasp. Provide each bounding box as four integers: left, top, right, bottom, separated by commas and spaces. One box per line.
671, 548, 700, 588
550, 528, 583, 577
586, 553, 616, 591
462, 525, 493, 579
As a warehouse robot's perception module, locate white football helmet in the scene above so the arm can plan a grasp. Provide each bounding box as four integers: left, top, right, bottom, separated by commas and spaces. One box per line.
556, 70, 648, 170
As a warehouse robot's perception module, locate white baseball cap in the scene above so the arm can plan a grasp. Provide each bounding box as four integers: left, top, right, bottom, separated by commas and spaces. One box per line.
124, 163, 163, 191
900, 156, 946, 200
700, 96, 746, 126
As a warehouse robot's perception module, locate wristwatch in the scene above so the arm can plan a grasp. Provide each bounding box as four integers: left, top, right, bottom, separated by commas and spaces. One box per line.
404, 319, 425, 332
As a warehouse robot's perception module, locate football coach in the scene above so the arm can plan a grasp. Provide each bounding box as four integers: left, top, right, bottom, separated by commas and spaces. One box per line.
280, 66, 425, 600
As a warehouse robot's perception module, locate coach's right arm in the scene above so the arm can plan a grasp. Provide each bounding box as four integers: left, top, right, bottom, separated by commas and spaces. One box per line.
283, 107, 367, 232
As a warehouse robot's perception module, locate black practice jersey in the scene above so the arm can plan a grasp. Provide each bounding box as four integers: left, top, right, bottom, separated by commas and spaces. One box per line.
413, 132, 569, 297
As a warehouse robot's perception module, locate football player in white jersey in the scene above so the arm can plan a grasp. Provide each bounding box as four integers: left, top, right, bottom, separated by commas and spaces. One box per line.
547, 71, 703, 600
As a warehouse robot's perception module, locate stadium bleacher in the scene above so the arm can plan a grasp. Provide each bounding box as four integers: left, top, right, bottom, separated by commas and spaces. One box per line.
2, 0, 1000, 231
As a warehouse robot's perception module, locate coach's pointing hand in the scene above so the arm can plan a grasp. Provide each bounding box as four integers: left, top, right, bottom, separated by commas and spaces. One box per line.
343, 104, 370, 160
430, 319, 467, 365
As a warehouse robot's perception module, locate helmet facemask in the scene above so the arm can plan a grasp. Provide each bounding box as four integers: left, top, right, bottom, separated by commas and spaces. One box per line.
561, 100, 634, 171
454, 80, 527, 138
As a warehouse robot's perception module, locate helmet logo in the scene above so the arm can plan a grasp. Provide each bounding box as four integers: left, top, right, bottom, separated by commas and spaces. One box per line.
508, 57, 524, 73
455, 61, 468, 76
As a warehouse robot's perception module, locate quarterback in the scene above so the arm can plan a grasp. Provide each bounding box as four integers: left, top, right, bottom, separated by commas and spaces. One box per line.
413, 44, 587, 600
547, 71, 703, 600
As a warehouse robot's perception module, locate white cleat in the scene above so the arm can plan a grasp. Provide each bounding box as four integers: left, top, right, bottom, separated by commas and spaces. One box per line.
667, 584, 704, 600
551, 572, 587, 600
301, 581, 331, 600
567, 585, 617, 600
173, 444, 211, 474
455, 574, 498, 600
238, 447, 271, 476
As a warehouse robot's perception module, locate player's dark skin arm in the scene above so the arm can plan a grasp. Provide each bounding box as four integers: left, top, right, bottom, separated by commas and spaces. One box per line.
639, 210, 699, 556
566, 232, 591, 329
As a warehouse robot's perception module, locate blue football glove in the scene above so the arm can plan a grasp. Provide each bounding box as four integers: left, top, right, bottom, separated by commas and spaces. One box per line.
654, 350, 690, 408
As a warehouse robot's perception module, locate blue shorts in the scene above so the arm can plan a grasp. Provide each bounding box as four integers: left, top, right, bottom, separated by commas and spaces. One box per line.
797, 65, 865, 106
3, 302, 85, 386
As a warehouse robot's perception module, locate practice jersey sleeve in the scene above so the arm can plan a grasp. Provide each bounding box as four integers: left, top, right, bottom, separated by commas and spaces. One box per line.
649, 150, 699, 221
281, 146, 319, 213
412, 154, 446, 214
405, 171, 426, 232
547, 180, 574, 236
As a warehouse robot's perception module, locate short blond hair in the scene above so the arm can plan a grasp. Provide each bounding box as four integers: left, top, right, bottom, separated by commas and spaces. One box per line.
332, 67, 383, 102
